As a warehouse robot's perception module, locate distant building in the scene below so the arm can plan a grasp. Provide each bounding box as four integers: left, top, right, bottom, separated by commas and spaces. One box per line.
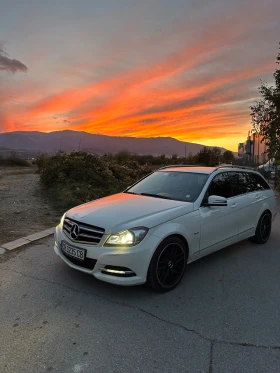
238, 143, 245, 158
237, 130, 268, 164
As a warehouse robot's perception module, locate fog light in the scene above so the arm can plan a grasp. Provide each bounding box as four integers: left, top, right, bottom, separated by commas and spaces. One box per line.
101, 265, 136, 277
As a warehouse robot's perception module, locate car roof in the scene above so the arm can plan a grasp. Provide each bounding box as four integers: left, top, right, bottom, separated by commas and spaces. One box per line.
158, 165, 258, 174
158, 166, 215, 174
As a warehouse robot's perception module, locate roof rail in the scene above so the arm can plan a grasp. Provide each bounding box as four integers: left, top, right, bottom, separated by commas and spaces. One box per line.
157, 164, 197, 171
212, 164, 257, 173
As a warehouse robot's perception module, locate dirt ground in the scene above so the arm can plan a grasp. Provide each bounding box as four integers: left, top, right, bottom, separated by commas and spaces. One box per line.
0, 166, 62, 245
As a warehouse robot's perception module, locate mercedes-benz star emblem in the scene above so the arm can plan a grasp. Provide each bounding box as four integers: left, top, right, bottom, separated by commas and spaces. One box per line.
70, 223, 80, 240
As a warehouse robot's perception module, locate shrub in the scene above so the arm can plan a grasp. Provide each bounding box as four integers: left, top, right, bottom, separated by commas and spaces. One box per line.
37, 150, 203, 210
38, 151, 156, 209
0, 156, 30, 167
38, 151, 115, 187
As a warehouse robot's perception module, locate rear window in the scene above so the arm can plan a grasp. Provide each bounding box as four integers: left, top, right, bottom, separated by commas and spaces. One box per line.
246, 172, 270, 191
229, 171, 270, 196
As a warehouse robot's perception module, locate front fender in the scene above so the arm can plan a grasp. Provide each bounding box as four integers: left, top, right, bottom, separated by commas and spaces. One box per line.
149, 211, 200, 258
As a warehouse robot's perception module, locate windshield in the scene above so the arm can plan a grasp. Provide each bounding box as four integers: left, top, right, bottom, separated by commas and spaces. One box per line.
126, 171, 209, 202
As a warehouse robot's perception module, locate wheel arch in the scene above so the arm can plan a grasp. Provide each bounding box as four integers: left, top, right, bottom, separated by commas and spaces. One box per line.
259, 208, 272, 221
158, 234, 189, 259
250, 208, 273, 244
146, 233, 190, 291
256, 205, 273, 227
262, 208, 272, 217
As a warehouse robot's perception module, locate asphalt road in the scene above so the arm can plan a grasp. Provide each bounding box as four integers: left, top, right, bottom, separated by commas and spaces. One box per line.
1, 212, 280, 373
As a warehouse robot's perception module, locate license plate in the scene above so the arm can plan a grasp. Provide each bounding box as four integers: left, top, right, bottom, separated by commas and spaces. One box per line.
61, 241, 86, 261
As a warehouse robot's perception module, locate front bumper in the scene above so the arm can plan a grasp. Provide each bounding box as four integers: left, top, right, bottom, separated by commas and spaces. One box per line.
54, 225, 160, 286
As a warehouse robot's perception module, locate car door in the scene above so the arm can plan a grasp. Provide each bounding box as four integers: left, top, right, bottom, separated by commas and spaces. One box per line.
199, 172, 240, 254
240, 172, 270, 238
227, 171, 255, 239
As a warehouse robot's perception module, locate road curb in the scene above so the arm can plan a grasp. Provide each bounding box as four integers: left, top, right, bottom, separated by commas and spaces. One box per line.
0, 227, 55, 255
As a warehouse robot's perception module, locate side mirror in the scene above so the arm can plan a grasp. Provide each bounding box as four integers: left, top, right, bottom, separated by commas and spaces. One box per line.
204, 195, 227, 207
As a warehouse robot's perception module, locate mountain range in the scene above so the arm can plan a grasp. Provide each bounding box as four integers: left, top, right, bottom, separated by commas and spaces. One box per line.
0, 131, 232, 157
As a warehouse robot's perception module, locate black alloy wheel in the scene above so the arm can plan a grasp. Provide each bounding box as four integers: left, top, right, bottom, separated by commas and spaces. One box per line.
147, 237, 187, 292
250, 211, 272, 244
259, 213, 272, 242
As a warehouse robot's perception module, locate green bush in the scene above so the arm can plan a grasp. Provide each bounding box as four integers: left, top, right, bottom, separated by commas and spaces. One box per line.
0, 156, 30, 167
37, 150, 205, 210
37, 151, 157, 209
38, 151, 114, 186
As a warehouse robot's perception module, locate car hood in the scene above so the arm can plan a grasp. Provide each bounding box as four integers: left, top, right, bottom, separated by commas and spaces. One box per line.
66, 193, 194, 233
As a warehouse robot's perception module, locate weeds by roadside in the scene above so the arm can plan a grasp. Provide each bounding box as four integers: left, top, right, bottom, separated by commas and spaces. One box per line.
0, 156, 30, 167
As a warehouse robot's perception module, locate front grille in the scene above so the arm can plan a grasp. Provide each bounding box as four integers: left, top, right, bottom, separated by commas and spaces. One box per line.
62, 252, 97, 270
63, 217, 105, 245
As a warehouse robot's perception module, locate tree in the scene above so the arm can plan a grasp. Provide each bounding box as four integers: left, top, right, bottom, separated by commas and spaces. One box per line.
250, 43, 280, 184
186, 152, 194, 164
196, 146, 221, 166
211, 147, 222, 165
222, 150, 234, 164
196, 147, 210, 165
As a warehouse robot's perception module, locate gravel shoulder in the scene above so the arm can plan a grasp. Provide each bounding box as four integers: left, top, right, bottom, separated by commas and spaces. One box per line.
0, 166, 61, 245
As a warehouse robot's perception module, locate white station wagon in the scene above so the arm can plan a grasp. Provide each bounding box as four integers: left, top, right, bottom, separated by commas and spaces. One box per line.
54, 165, 277, 292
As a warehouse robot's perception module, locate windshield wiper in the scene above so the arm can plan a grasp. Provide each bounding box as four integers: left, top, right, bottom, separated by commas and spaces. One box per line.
140, 193, 173, 200
123, 191, 138, 195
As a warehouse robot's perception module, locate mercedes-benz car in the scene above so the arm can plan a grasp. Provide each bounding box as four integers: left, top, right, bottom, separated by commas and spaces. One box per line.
54, 165, 277, 292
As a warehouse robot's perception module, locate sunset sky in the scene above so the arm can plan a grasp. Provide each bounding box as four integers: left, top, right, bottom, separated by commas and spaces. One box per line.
1, 0, 280, 151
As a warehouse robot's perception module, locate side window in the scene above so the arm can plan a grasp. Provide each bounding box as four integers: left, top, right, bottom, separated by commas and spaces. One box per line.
229, 172, 254, 196
247, 173, 270, 191
207, 172, 233, 199
245, 172, 258, 193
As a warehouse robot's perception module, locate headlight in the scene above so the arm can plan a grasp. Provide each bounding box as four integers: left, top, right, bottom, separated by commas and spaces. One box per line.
104, 227, 148, 247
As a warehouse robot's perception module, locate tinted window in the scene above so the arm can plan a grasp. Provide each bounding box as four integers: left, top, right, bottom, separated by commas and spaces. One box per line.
127, 171, 209, 202
207, 172, 233, 198
245, 172, 259, 193
247, 172, 270, 191
229, 172, 269, 196
229, 172, 252, 196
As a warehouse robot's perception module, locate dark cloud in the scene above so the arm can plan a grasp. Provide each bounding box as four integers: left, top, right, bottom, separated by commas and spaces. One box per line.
140, 117, 165, 124
134, 97, 203, 117
53, 116, 71, 124
0, 43, 28, 73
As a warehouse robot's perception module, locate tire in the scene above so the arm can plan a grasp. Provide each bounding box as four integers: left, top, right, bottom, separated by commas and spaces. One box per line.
250, 211, 272, 244
147, 236, 187, 292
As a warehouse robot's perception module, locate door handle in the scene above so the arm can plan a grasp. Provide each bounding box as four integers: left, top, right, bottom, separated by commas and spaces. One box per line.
231, 202, 238, 208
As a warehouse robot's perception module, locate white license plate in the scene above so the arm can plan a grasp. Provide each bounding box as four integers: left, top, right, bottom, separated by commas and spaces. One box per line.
61, 242, 86, 261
